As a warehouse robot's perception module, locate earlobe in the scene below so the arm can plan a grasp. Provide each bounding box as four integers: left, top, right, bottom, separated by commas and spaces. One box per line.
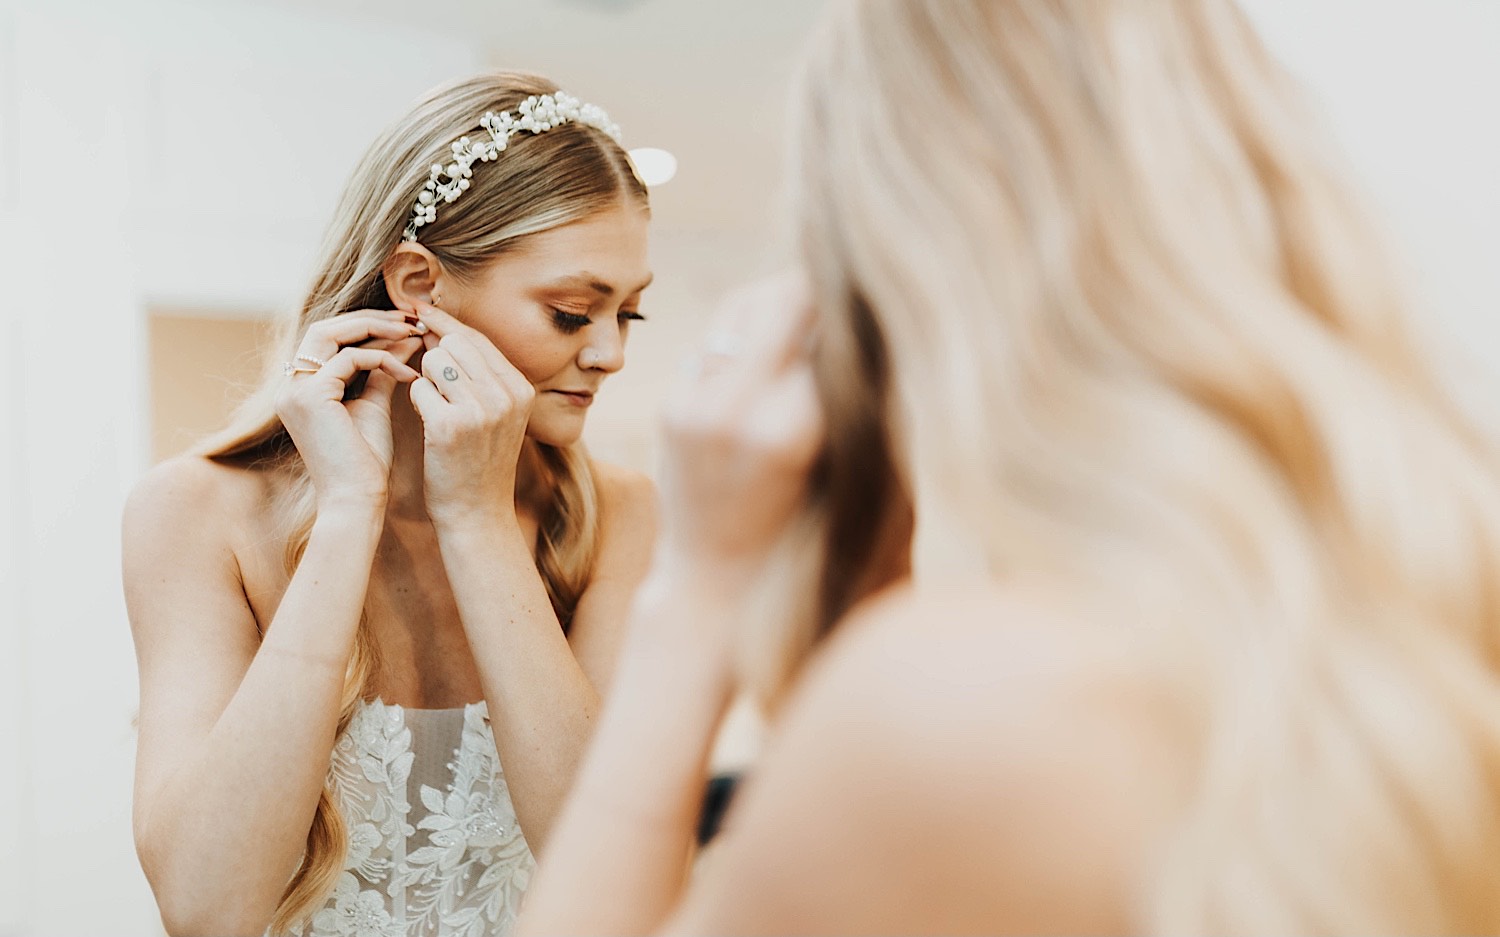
383, 243, 446, 313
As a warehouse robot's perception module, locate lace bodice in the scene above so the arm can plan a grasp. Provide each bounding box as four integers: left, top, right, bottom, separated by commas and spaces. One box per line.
296, 699, 535, 937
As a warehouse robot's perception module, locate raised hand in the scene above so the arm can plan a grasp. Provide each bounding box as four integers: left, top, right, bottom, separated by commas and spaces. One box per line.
655, 272, 824, 588
273, 309, 423, 512
407, 303, 536, 527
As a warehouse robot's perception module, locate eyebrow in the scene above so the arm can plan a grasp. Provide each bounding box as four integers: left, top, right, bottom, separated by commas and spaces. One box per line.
546, 272, 655, 298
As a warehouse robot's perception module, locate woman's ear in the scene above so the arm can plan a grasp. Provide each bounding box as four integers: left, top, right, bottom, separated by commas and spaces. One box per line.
383, 243, 447, 313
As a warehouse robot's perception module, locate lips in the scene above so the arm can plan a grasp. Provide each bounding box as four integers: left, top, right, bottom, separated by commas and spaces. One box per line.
549, 389, 596, 406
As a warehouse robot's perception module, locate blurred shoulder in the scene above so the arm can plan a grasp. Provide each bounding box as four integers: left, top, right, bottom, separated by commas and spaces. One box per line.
703, 580, 1193, 931
807, 580, 1169, 713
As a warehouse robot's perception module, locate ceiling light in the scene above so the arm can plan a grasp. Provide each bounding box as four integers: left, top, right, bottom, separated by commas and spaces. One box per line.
628, 147, 678, 187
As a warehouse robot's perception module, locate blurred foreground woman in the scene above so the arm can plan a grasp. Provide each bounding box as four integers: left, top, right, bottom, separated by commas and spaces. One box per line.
522, 0, 1500, 933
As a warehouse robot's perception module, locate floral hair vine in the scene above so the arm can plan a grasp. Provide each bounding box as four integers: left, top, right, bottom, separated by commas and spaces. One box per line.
402, 91, 623, 242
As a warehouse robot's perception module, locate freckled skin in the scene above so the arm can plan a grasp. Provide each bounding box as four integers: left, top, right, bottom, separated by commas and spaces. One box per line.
447, 203, 653, 447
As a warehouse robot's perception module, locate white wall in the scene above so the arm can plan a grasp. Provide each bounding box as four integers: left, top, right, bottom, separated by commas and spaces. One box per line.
0, 1, 476, 933
1, 10, 29, 934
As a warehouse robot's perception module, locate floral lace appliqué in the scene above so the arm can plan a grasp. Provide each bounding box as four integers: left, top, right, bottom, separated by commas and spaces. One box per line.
390, 706, 533, 937
299, 700, 535, 937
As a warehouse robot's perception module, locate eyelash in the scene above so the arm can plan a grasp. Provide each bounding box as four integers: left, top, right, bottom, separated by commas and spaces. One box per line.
550, 309, 648, 334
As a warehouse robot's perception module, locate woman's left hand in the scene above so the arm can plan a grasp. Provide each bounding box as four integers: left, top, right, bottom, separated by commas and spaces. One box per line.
408, 303, 535, 527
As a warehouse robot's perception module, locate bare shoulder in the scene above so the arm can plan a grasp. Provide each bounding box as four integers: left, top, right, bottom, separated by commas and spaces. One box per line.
123, 453, 271, 546
566, 461, 658, 688
588, 459, 658, 564
815, 582, 1178, 711
671, 582, 1192, 934
590, 459, 658, 528
121, 454, 277, 638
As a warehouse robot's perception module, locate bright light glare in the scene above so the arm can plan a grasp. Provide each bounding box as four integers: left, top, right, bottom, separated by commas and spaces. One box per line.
628, 147, 678, 186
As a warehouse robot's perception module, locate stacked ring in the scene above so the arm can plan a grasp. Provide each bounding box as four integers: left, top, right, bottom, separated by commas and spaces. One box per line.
283, 352, 328, 377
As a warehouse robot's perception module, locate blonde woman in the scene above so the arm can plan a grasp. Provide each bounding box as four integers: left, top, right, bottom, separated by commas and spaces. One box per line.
122, 72, 657, 936
520, 1, 1500, 933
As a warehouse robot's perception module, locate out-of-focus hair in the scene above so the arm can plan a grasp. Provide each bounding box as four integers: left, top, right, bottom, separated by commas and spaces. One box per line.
199, 71, 646, 934
758, 0, 1500, 930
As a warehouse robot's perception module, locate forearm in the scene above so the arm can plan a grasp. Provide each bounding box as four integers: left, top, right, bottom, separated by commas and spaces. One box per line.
139, 508, 383, 934
518, 575, 737, 936
434, 515, 605, 852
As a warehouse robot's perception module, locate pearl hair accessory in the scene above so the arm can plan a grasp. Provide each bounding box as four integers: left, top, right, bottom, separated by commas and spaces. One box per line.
403, 91, 622, 242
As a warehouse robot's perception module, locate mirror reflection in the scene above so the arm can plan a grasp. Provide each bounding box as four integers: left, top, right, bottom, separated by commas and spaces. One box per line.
3, 1, 1499, 935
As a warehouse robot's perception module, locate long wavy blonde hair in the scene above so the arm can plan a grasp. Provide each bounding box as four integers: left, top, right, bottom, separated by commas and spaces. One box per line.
198, 71, 647, 933
753, 0, 1500, 931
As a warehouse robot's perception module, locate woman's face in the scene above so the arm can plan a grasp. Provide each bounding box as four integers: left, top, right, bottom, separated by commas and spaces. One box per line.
449, 202, 652, 447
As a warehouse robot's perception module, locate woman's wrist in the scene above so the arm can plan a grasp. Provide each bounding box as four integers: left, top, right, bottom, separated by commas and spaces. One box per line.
311, 499, 387, 540
428, 504, 523, 540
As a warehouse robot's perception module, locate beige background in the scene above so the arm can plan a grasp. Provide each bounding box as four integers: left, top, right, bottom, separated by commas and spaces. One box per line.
148, 313, 275, 463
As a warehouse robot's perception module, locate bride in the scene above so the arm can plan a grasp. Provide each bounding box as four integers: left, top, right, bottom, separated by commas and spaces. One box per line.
122, 72, 657, 937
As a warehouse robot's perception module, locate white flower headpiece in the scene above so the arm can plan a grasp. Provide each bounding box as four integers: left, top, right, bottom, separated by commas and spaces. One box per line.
402, 91, 622, 242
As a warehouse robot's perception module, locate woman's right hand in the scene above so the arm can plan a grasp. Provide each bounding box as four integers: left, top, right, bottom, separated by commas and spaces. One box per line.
654, 273, 824, 590
273, 309, 424, 511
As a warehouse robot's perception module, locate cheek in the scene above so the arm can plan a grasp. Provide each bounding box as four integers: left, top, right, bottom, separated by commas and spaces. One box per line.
479, 323, 577, 384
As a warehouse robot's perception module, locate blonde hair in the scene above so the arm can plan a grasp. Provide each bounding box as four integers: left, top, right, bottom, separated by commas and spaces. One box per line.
200, 71, 645, 933
768, 0, 1500, 930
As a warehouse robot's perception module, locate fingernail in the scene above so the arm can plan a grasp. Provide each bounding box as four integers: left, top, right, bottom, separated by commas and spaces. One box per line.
413, 320, 430, 335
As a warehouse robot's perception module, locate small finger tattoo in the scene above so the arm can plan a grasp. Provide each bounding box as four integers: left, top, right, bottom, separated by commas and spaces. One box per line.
442, 366, 459, 381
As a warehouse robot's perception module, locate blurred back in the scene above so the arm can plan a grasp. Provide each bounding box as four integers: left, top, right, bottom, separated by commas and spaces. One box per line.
771, 0, 1500, 930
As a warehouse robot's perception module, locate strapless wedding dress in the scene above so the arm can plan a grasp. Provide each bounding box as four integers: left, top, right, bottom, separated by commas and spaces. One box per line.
295, 699, 535, 937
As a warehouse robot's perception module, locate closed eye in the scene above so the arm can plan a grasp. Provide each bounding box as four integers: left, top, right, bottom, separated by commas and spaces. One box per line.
551, 309, 592, 334
620, 311, 646, 323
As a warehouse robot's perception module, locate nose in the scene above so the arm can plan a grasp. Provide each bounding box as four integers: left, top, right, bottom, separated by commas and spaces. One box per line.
581, 320, 626, 373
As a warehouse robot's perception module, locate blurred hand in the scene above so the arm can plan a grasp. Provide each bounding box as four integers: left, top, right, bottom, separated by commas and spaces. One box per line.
653, 272, 824, 593
274, 309, 423, 513
408, 303, 535, 528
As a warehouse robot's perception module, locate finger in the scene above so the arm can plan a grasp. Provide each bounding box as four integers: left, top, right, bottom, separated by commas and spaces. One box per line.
439, 331, 523, 390
749, 362, 825, 466
356, 364, 400, 406
297, 313, 421, 363
690, 275, 816, 402
408, 376, 448, 419
411, 302, 471, 340
722, 271, 816, 373
316, 347, 421, 388
419, 303, 516, 377
351, 334, 425, 362
383, 335, 425, 364
420, 346, 473, 403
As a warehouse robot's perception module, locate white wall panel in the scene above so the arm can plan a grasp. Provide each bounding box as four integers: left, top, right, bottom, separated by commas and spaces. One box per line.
4, 1, 479, 934
0, 0, 29, 927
